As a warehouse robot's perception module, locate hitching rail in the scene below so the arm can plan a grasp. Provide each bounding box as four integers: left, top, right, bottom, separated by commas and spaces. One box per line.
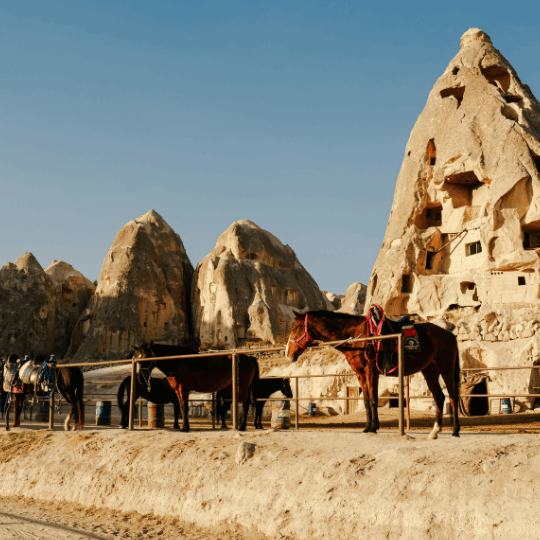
45, 338, 540, 435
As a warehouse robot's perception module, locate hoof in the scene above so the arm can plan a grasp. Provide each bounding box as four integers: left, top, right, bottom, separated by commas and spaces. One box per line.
220, 426, 229, 431
452, 433, 460, 438
180, 427, 190, 433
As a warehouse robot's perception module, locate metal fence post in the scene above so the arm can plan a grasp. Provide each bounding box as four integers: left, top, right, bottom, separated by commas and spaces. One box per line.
232, 352, 238, 430
398, 334, 405, 436
295, 377, 299, 430
48, 367, 55, 431
128, 360, 137, 430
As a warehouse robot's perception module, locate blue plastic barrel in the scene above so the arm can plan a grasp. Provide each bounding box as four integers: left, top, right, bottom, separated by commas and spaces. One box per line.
95, 400, 111, 426
308, 403, 316, 417
147, 402, 165, 428
501, 398, 512, 414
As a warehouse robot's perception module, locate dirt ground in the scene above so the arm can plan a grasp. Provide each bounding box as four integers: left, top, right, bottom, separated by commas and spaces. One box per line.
0, 495, 257, 539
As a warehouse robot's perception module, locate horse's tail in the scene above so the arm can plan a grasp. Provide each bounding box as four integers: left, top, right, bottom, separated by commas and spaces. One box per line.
249, 359, 260, 415
117, 376, 130, 411
455, 343, 463, 416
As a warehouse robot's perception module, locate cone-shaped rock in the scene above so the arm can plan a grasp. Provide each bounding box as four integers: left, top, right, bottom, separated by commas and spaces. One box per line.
0, 254, 95, 356
339, 282, 367, 315
192, 220, 327, 348
67, 210, 194, 361
366, 29, 540, 318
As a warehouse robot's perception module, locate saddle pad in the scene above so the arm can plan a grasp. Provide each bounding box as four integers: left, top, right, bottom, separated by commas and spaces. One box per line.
403, 328, 422, 353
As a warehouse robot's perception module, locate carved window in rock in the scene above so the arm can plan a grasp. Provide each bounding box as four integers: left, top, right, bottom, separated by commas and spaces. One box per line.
481, 66, 511, 93
440, 86, 465, 107
401, 274, 413, 294
427, 139, 436, 166
460, 282, 479, 302
518, 276, 526, 286
425, 250, 435, 270
466, 241, 482, 256
416, 205, 442, 229
284, 289, 299, 307
523, 230, 540, 249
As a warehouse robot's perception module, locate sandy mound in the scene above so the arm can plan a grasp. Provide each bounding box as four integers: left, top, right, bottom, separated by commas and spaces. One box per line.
1, 428, 540, 539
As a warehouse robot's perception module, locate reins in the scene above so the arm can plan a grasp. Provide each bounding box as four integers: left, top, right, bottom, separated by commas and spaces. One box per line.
365, 304, 399, 375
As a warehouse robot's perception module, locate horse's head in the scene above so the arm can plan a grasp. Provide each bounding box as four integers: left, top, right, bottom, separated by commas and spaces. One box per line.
281, 378, 293, 399
131, 342, 156, 380
286, 311, 318, 362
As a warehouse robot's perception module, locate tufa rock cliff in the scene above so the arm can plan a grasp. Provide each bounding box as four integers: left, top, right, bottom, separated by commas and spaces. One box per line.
364, 29, 540, 410
67, 210, 194, 361
0, 254, 95, 357
192, 220, 328, 348
366, 28, 540, 318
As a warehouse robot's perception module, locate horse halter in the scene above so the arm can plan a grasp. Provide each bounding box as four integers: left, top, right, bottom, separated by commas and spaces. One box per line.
289, 314, 314, 350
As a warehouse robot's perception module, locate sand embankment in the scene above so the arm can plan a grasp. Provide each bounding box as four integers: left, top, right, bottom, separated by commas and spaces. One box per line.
1, 428, 539, 539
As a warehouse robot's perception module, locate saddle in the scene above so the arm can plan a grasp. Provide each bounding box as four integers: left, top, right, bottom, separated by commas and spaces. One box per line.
367, 305, 422, 376
3, 354, 56, 393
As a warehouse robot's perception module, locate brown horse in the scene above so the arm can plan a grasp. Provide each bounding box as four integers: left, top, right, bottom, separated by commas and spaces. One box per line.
131, 343, 258, 432
286, 310, 460, 439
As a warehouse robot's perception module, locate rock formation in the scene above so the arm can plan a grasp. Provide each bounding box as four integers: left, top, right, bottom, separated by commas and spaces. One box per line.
364, 29, 540, 409
0, 254, 95, 357
67, 210, 194, 361
192, 220, 328, 348
322, 291, 345, 310
339, 282, 367, 315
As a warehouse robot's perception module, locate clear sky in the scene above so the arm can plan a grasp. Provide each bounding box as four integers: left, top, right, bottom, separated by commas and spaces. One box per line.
1, 1, 540, 294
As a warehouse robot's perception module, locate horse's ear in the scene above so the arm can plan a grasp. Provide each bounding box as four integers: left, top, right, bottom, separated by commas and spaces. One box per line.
146, 342, 153, 349
292, 309, 304, 320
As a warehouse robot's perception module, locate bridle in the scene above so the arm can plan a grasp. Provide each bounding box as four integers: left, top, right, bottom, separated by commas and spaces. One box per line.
288, 314, 314, 350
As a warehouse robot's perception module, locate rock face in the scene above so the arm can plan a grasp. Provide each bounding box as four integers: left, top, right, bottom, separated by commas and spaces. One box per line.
0, 254, 94, 357
339, 282, 367, 315
67, 210, 194, 361
367, 28, 540, 318
192, 220, 328, 348
364, 29, 540, 410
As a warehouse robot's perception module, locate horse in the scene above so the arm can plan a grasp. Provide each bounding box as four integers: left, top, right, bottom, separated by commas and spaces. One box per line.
117, 373, 182, 429
286, 310, 461, 439
3, 355, 84, 431
217, 376, 292, 429
131, 343, 259, 432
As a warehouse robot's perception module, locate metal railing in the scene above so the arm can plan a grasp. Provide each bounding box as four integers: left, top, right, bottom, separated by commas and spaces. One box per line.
38, 338, 540, 435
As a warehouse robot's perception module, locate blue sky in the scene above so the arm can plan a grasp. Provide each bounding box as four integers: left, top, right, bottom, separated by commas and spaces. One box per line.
1, 1, 540, 293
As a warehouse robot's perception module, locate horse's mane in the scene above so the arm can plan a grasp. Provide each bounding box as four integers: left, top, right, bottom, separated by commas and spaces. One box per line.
306, 310, 365, 321
150, 343, 198, 356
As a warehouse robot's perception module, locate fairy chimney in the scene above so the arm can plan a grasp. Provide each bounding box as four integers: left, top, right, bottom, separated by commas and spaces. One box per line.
67, 210, 194, 361
0, 254, 95, 357
192, 220, 327, 348
365, 28, 540, 318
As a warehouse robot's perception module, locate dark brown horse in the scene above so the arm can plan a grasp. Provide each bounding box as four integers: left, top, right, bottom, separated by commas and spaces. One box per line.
286, 310, 460, 439
4, 357, 84, 432
217, 376, 292, 429
131, 343, 259, 432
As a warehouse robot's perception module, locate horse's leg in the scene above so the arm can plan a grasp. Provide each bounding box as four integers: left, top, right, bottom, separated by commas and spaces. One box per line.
65, 403, 72, 431
438, 349, 461, 438
355, 373, 373, 433
172, 399, 181, 430
13, 395, 23, 428
368, 368, 381, 433
422, 364, 445, 440
177, 386, 190, 432
255, 401, 264, 429
238, 388, 251, 432
5, 396, 11, 431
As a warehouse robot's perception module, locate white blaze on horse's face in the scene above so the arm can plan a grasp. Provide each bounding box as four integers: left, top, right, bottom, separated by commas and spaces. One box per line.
285, 339, 290, 359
